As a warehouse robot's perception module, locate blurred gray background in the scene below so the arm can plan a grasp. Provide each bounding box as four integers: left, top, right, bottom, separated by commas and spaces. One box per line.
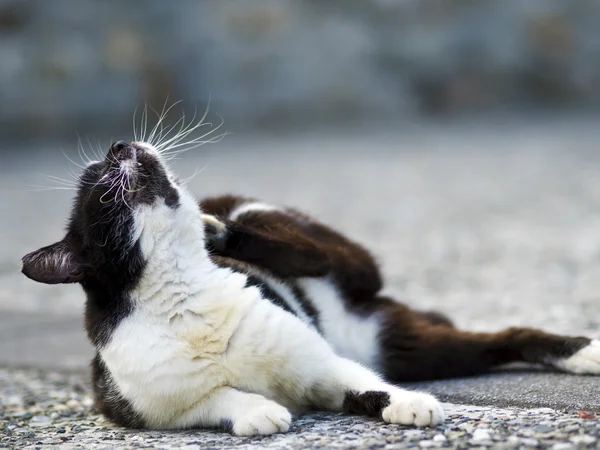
1, 0, 600, 139
2, 0, 600, 378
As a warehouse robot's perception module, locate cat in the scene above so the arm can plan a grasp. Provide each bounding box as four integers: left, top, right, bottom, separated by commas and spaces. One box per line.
21, 140, 600, 436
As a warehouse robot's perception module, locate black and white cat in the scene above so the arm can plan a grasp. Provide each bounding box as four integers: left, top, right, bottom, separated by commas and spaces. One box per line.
22, 140, 600, 435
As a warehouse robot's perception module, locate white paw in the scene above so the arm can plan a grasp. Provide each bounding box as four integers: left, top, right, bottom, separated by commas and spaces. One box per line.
556, 340, 600, 375
382, 391, 445, 427
201, 214, 226, 236
232, 403, 292, 436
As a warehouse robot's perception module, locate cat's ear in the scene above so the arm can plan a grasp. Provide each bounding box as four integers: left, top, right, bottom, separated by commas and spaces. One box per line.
21, 239, 84, 284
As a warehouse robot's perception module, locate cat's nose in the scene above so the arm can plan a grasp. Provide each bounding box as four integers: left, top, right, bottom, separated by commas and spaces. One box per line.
111, 141, 129, 153
108, 141, 135, 160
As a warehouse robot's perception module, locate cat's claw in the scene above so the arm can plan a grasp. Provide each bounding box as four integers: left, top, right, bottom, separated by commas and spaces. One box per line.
232, 403, 292, 436
382, 392, 445, 427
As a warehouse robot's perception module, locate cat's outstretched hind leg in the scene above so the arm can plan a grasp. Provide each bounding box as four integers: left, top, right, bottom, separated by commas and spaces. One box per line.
376, 296, 599, 381
416, 310, 455, 328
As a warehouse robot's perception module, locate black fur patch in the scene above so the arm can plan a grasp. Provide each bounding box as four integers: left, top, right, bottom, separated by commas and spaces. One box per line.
343, 390, 390, 418
290, 283, 320, 331
220, 419, 234, 433
91, 355, 144, 428
245, 275, 296, 316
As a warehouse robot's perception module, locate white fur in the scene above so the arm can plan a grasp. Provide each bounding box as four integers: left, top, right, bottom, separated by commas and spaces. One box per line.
554, 340, 600, 374
229, 202, 280, 221
99, 144, 445, 434
255, 274, 318, 329
298, 277, 381, 369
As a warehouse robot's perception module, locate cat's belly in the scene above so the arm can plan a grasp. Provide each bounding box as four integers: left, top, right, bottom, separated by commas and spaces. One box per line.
297, 277, 382, 369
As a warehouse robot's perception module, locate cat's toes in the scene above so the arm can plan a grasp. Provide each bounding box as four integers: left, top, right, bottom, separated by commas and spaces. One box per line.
556, 340, 600, 375
201, 214, 226, 237
382, 392, 445, 427
232, 403, 292, 436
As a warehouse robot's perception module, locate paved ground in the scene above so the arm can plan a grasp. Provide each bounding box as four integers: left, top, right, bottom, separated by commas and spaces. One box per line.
2, 116, 600, 448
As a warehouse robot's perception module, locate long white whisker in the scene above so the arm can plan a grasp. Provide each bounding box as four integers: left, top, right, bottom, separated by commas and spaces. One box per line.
133, 105, 139, 142
154, 110, 191, 150
26, 185, 77, 192
157, 100, 181, 145
156, 100, 213, 151
161, 118, 226, 157
94, 139, 106, 161
180, 165, 209, 185
141, 104, 149, 143
147, 98, 181, 146
119, 171, 134, 211
77, 135, 96, 166
42, 174, 78, 186
61, 148, 86, 170
99, 172, 124, 203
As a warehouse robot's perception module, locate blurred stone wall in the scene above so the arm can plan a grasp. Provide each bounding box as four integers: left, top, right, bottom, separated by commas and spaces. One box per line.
1, 0, 599, 136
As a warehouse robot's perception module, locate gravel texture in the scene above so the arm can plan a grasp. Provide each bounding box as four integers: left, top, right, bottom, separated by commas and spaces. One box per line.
2, 367, 600, 450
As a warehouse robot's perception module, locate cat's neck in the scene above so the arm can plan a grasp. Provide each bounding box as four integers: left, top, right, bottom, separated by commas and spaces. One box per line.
132, 233, 252, 318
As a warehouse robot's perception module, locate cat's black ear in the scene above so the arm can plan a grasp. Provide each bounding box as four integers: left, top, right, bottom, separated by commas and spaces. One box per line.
21, 240, 84, 284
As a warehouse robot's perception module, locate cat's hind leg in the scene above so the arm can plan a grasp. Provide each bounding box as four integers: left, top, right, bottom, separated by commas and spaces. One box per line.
415, 310, 455, 328
375, 296, 599, 381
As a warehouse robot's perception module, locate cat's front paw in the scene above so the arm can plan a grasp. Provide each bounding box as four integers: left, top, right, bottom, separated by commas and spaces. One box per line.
382, 392, 445, 427
201, 214, 228, 252
556, 340, 600, 374
232, 403, 292, 436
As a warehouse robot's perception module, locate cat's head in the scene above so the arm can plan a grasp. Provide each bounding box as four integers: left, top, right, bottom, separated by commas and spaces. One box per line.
21, 140, 205, 291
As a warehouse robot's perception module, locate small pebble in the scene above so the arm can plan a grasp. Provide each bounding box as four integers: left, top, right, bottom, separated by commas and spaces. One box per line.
570, 434, 596, 445
551, 443, 575, 450
29, 415, 52, 428
472, 429, 491, 441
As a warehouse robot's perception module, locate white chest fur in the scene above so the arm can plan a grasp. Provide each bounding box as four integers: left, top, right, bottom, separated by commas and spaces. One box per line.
99, 264, 340, 428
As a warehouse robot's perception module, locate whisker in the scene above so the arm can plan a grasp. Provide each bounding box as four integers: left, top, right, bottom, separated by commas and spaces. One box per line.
179, 165, 209, 185
147, 97, 181, 146
161, 118, 227, 157
133, 104, 139, 142
93, 138, 106, 161
42, 175, 78, 186
61, 148, 86, 170
26, 185, 77, 192
84, 135, 102, 163
98, 172, 124, 203
141, 103, 149, 143
76, 135, 97, 167
156, 100, 185, 145
154, 111, 189, 150
119, 172, 133, 211
156, 100, 213, 151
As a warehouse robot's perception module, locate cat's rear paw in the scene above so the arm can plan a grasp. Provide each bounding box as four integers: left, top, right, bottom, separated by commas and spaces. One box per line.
556, 340, 600, 375
232, 403, 292, 436
382, 392, 445, 427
